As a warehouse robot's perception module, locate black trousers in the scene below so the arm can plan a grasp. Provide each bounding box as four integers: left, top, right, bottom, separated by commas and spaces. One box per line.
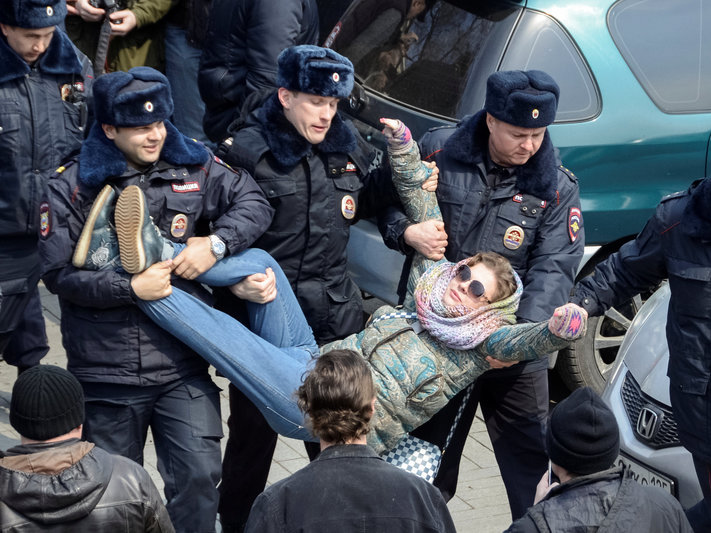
411, 363, 549, 521
218, 385, 278, 531
0, 260, 48, 369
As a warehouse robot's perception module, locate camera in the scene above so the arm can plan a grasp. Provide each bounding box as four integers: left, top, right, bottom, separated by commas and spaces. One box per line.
89, 0, 119, 11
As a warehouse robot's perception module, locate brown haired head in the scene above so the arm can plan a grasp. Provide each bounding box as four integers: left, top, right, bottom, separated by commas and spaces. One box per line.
297, 349, 375, 445
465, 251, 517, 303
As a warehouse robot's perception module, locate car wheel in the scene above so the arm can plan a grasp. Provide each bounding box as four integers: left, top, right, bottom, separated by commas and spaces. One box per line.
556, 294, 644, 393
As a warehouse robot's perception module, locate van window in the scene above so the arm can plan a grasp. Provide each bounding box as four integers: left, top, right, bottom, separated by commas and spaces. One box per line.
609, 0, 711, 113
501, 10, 600, 122
326, 0, 521, 119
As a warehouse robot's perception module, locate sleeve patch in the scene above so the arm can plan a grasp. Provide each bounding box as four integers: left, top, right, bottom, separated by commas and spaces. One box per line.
40, 201, 52, 238
569, 207, 582, 242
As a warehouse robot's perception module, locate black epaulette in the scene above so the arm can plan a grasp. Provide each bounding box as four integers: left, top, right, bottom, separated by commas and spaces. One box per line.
212, 152, 234, 172
427, 123, 456, 134
660, 188, 689, 204
558, 164, 578, 183
50, 158, 78, 179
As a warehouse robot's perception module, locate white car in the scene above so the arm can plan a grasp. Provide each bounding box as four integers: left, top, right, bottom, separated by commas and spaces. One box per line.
601, 282, 702, 508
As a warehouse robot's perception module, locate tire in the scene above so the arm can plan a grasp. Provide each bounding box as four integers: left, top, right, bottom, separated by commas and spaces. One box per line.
557, 289, 656, 393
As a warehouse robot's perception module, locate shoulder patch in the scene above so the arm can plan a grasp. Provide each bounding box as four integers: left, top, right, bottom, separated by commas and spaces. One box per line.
39, 201, 51, 238
568, 207, 582, 243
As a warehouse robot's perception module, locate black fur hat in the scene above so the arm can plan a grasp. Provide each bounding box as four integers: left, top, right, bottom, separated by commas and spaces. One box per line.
485, 70, 559, 128
277, 45, 354, 100
94, 66, 174, 127
0, 0, 66, 28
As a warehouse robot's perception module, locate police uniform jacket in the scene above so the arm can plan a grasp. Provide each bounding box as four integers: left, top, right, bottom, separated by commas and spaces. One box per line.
198, 0, 318, 143
504, 466, 692, 533
0, 30, 91, 245
39, 122, 274, 385
218, 93, 398, 343
380, 110, 584, 373
573, 178, 711, 462
0, 439, 174, 532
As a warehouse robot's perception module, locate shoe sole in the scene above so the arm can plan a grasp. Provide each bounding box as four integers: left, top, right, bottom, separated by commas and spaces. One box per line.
115, 185, 148, 274
72, 184, 115, 268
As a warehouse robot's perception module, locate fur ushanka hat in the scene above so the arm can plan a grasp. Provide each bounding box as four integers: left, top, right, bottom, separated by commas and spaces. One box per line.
485, 70, 559, 128
277, 45, 354, 100
94, 66, 174, 127
0, 0, 66, 28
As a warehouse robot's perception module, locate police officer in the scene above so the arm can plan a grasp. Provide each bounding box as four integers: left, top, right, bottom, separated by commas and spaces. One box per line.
213, 45, 401, 532
571, 179, 711, 533
0, 0, 92, 373
379, 70, 584, 519
38, 67, 273, 533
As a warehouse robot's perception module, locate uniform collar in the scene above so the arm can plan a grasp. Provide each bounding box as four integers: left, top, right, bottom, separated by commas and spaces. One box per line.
443, 109, 559, 201
0, 30, 83, 84
77, 120, 209, 188
256, 93, 358, 169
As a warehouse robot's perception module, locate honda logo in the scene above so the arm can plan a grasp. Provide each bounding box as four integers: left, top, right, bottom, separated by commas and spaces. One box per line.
637, 407, 659, 440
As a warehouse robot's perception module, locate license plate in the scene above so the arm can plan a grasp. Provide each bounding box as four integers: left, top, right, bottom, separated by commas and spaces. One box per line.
615, 453, 676, 495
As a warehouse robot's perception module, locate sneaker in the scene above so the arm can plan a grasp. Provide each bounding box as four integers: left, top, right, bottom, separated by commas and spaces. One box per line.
115, 185, 169, 274
72, 184, 121, 270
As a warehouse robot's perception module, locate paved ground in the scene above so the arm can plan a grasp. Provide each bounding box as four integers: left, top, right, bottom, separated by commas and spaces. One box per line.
0, 284, 514, 532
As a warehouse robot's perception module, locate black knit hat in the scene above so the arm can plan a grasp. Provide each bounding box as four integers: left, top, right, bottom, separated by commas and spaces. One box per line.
546, 387, 620, 475
485, 70, 559, 128
10, 365, 85, 441
0, 0, 66, 28
277, 45, 354, 100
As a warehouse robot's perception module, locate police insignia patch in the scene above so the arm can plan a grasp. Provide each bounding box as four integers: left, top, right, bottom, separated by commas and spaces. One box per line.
503, 225, 524, 250
341, 195, 356, 219
40, 202, 51, 238
569, 207, 582, 242
171, 214, 188, 238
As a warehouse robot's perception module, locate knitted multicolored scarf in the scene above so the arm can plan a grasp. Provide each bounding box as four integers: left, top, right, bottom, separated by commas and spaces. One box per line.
414, 259, 522, 350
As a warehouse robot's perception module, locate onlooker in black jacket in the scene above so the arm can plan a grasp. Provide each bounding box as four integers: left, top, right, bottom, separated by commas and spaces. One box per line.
198, 0, 319, 143
505, 387, 692, 533
245, 350, 456, 533
0, 0, 92, 373
0, 365, 174, 532
214, 45, 402, 533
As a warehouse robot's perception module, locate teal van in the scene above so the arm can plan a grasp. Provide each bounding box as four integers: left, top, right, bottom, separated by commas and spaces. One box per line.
325, 0, 711, 391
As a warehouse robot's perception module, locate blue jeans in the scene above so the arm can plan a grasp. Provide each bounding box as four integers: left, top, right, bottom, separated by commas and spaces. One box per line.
138, 248, 320, 441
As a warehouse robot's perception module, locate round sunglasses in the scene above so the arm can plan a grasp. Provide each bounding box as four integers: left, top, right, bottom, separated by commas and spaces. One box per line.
455, 264, 490, 303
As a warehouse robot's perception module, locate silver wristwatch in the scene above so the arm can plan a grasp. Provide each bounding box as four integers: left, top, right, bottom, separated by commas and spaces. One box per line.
208, 234, 226, 261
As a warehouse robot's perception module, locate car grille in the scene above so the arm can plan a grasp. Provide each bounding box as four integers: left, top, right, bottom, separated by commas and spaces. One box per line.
621, 372, 680, 449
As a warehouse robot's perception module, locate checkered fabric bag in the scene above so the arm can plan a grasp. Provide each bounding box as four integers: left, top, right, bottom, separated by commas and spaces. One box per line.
380, 383, 476, 483
381, 434, 442, 483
